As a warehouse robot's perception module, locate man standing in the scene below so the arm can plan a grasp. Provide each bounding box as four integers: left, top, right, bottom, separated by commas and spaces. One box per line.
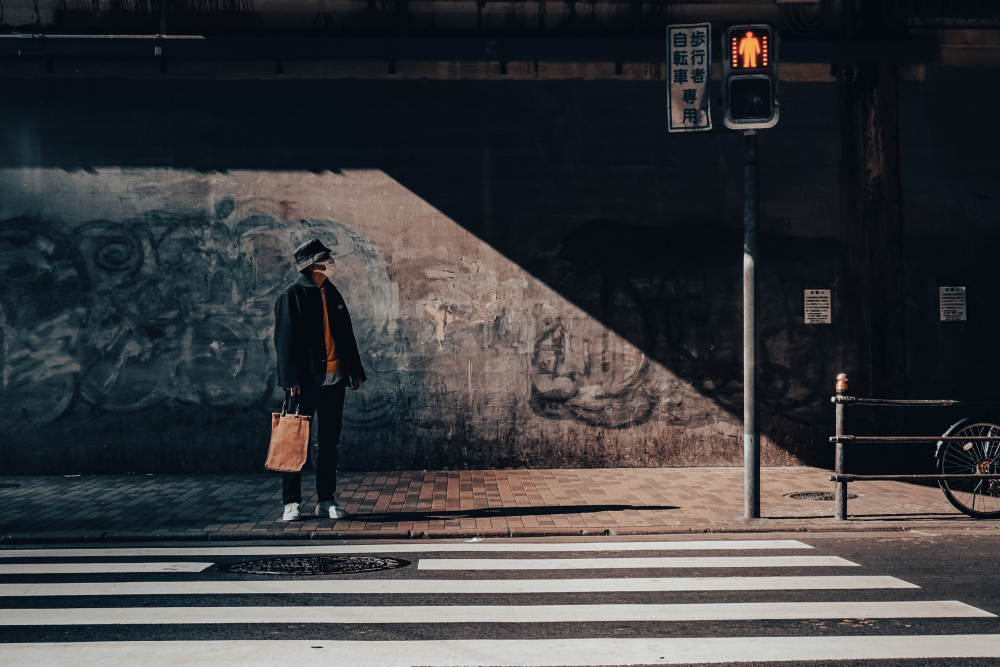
273, 238, 366, 521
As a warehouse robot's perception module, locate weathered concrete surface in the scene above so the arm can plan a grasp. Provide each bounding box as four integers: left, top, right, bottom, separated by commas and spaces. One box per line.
2, 70, 995, 475
0, 168, 790, 473
0, 78, 856, 474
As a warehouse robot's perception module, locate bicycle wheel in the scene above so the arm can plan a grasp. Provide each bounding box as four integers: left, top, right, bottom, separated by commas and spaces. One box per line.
938, 420, 1000, 518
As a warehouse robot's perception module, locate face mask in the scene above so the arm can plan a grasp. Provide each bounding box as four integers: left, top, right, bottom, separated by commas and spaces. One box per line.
314, 262, 335, 279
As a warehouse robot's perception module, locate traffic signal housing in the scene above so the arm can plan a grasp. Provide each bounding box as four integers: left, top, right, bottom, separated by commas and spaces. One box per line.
722, 24, 778, 130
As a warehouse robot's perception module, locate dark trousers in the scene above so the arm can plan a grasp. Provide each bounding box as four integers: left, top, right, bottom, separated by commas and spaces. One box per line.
281, 382, 346, 505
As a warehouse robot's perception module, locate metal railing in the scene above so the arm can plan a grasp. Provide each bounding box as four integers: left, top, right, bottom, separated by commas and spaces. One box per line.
828, 373, 1000, 520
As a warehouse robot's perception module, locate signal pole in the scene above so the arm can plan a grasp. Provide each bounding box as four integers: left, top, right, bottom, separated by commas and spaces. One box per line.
743, 129, 759, 519
722, 23, 775, 520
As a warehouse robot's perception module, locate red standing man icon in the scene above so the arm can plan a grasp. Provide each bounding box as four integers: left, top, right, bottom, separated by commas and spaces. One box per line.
739, 31, 761, 68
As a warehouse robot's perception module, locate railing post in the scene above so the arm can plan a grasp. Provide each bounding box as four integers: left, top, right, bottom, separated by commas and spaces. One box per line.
835, 373, 848, 520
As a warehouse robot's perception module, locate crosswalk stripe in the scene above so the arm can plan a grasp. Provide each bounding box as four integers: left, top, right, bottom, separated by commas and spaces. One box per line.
0, 540, 811, 558
0, 562, 213, 575
0, 601, 990, 625
5, 636, 1000, 665
0, 575, 918, 597
418, 555, 858, 570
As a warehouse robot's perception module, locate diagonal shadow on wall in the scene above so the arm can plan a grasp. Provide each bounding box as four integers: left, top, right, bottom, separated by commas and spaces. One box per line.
0, 77, 851, 471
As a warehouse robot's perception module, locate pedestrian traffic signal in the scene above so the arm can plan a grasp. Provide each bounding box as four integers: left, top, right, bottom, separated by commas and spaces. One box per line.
722, 24, 778, 130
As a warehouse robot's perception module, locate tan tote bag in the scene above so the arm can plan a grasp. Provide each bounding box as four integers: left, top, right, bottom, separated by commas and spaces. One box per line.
265, 398, 312, 472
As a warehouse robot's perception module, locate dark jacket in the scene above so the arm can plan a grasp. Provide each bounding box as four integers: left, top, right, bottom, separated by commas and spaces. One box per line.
274, 273, 367, 389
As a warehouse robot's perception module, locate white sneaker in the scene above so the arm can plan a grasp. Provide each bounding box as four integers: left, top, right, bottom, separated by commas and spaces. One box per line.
282, 502, 301, 521
316, 500, 349, 519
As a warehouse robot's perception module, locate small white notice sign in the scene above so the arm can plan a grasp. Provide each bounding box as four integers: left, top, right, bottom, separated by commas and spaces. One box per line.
940, 286, 967, 322
804, 289, 831, 324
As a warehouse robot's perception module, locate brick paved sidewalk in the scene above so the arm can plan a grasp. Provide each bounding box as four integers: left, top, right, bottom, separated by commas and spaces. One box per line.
0, 467, 985, 543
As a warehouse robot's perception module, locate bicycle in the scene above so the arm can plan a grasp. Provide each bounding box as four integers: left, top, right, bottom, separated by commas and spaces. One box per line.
937, 417, 1000, 519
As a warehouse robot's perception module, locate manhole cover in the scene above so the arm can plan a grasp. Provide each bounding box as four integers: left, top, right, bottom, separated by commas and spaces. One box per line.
0, 483, 21, 490
219, 556, 411, 575
786, 491, 858, 501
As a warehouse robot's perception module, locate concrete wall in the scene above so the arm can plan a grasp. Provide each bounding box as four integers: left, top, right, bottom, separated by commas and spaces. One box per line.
899, 66, 1000, 405
0, 77, 866, 473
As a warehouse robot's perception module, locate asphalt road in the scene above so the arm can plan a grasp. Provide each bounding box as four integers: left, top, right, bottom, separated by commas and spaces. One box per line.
2, 531, 1000, 666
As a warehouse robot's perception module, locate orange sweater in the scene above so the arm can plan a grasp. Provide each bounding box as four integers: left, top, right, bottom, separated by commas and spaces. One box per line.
310, 272, 340, 375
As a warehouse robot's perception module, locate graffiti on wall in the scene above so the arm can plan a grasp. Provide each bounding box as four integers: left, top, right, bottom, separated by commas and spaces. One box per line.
530, 320, 656, 428
0, 204, 408, 433
528, 220, 839, 428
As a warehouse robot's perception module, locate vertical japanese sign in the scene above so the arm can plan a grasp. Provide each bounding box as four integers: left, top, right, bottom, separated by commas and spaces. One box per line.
667, 23, 711, 132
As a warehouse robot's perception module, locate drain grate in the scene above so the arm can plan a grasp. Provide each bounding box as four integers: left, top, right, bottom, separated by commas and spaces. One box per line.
219, 556, 411, 575
0, 483, 21, 490
786, 491, 858, 501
